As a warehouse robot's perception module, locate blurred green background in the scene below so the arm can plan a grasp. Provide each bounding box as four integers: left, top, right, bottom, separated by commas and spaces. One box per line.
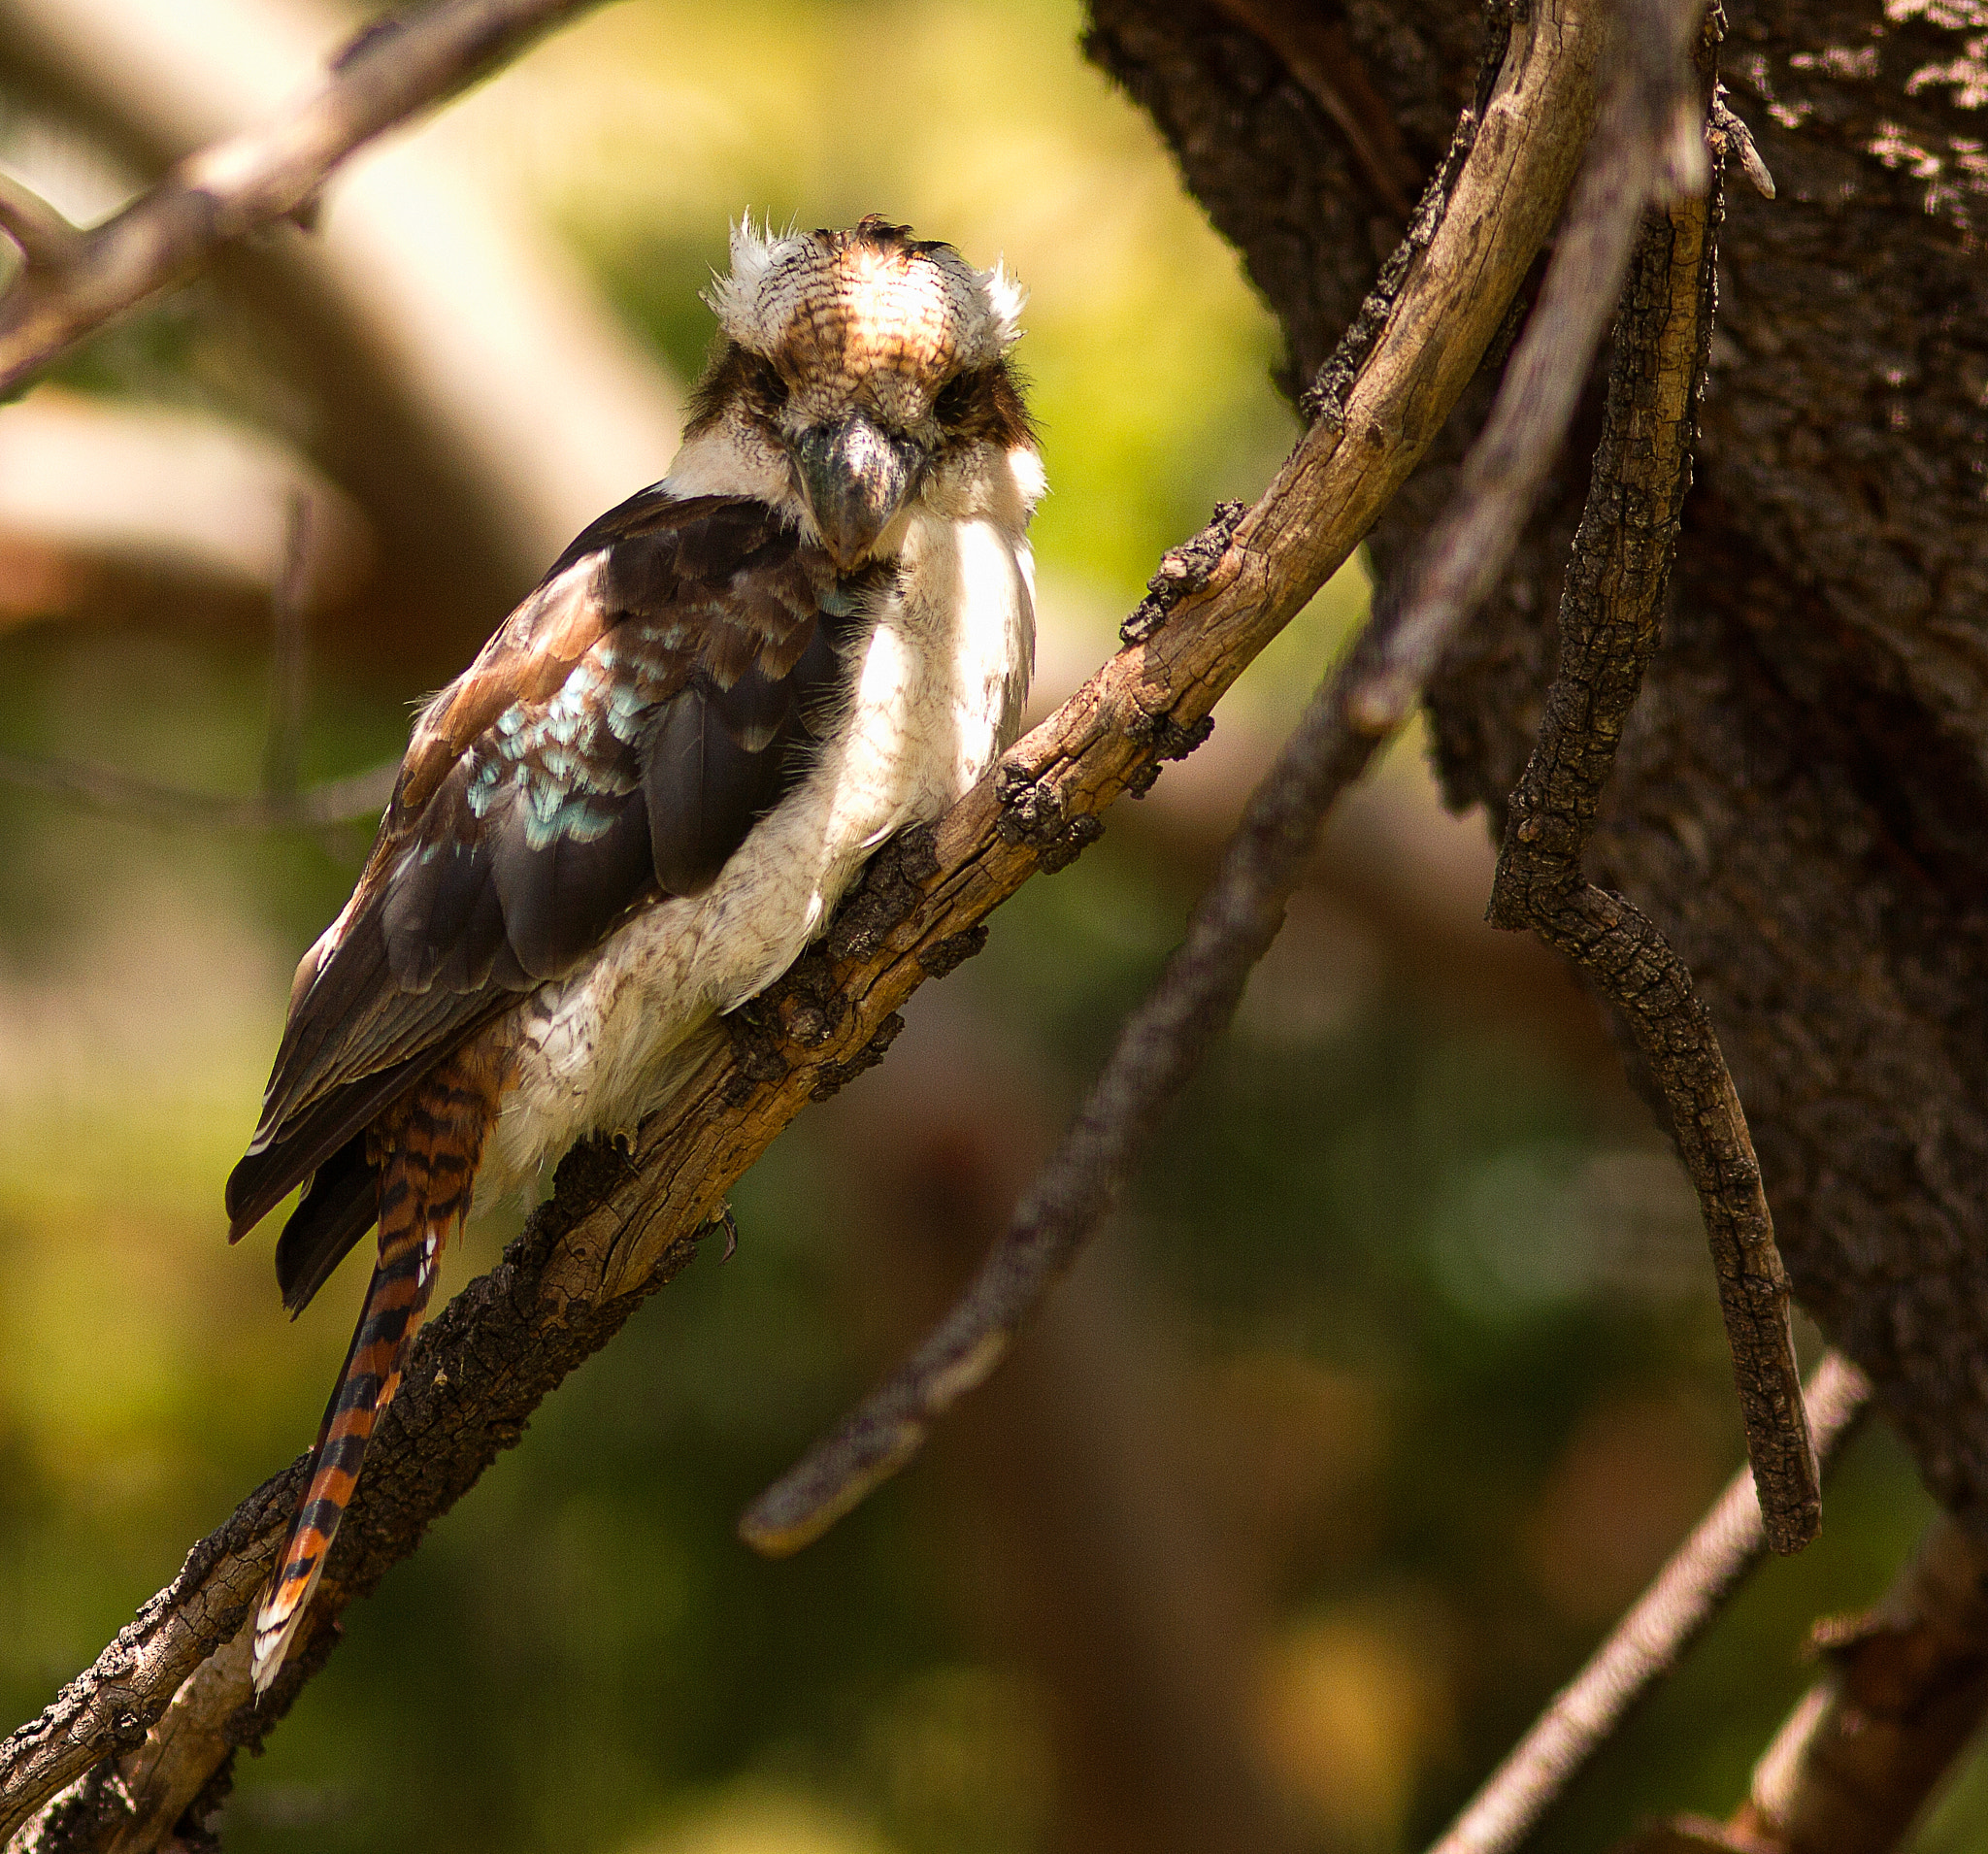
0, 1, 1977, 1849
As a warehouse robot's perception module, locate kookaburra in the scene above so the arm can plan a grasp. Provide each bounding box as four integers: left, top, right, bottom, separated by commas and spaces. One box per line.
226, 217, 1042, 1692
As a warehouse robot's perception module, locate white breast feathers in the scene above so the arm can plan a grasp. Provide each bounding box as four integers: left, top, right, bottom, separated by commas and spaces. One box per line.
480, 464, 1038, 1199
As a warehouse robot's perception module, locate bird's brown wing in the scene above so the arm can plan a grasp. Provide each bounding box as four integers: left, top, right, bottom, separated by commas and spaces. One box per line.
227, 487, 875, 1301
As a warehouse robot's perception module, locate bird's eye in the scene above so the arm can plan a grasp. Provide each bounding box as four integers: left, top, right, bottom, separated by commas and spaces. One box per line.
749, 357, 790, 410
934, 370, 979, 423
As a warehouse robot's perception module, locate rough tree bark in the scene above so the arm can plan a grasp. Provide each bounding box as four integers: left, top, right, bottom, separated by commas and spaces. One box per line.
1088, 0, 1988, 1537
12, 0, 1986, 1838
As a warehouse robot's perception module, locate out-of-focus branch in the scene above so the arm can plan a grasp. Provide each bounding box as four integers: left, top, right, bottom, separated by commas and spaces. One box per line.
0, 1, 1605, 1839
0, 0, 685, 649
1429, 1353, 1872, 1854
0, 388, 375, 629
741, 0, 1715, 1562
0, 0, 605, 392
1617, 1510, 1988, 1854
259, 493, 313, 798
0, 166, 81, 270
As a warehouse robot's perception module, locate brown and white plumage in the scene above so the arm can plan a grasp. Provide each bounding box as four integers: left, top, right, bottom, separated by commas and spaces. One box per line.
229, 217, 1043, 1690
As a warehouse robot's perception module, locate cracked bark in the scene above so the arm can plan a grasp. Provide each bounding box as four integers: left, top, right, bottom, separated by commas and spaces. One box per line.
1483, 162, 1819, 1547
0, 6, 1607, 1837
1087, 0, 1988, 1536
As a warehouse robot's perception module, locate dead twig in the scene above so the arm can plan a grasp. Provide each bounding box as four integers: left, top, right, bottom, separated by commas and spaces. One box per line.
0, 0, 607, 393
1707, 84, 1775, 198
1485, 48, 1819, 1550
1428, 1352, 1871, 1854
741, 0, 1684, 1558
0, 2, 1607, 1838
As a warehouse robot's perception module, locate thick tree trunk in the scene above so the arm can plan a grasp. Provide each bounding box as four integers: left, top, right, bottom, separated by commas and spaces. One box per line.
1088, 0, 1988, 1527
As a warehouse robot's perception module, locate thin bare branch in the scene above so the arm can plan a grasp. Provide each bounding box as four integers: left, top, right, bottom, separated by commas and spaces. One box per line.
1732, 1514, 1988, 1852
0, 2, 1607, 1837
0, 168, 83, 272
1486, 53, 1819, 1549
1349, 0, 1706, 730
739, 0, 1723, 1563
1614, 1507, 1988, 1853
738, 532, 1495, 1556
0, 0, 607, 392
0, 751, 395, 832
1707, 86, 1776, 198
1428, 1352, 1871, 1854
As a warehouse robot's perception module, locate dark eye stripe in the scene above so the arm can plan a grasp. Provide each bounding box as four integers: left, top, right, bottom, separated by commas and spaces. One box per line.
750, 357, 789, 410
932, 362, 1035, 450
934, 372, 975, 421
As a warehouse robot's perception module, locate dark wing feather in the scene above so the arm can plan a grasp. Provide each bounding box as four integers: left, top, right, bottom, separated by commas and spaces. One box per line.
273, 1135, 380, 1314
229, 489, 876, 1259
226, 1046, 448, 1237
646, 671, 795, 893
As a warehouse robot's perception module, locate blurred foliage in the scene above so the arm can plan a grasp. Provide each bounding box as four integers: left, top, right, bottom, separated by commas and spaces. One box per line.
0, 1, 1981, 1851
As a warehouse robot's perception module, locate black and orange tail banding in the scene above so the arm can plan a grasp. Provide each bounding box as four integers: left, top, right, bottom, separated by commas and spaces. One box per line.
251, 1046, 504, 1693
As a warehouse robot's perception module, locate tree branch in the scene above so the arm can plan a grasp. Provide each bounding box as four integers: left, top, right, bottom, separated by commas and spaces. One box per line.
0, 167, 83, 272
738, 0, 1636, 1558
1617, 1508, 1988, 1854
0, 0, 608, 393
735, 0, 1768, 1566
0, 1, 1607, 1840
1485, 36, 1820, 1550
1428, 1352, 1872, 1854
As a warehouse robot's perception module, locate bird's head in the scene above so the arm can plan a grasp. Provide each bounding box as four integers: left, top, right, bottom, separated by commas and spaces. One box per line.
680, 215, 1037, 568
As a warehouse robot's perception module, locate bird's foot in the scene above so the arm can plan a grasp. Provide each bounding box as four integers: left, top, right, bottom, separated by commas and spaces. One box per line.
698, 1203, 741, 1262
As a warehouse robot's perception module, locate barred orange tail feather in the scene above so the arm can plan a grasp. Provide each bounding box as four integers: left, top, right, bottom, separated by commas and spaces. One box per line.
250, 1047, 502, 1694
251, 1217, 442, 1688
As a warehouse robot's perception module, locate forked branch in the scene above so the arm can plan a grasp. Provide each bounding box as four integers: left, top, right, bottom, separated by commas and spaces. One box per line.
0, 3, 1607, 1843
0, 0, 607, 392
741, 0, 1750, 1563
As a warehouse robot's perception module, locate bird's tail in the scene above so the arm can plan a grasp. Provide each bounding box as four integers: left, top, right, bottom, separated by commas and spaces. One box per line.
250, 1053, 499, 1693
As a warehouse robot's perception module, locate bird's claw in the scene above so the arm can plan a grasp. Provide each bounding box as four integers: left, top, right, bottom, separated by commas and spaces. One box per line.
701, 1204, 741, 1262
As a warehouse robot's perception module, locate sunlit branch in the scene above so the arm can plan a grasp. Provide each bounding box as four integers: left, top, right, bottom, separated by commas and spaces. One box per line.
740, 0, 1715, 1562
0, 0, 1607, 1837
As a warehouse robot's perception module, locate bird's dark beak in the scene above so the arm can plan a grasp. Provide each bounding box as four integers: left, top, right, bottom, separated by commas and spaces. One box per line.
791, 413, 925, 569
